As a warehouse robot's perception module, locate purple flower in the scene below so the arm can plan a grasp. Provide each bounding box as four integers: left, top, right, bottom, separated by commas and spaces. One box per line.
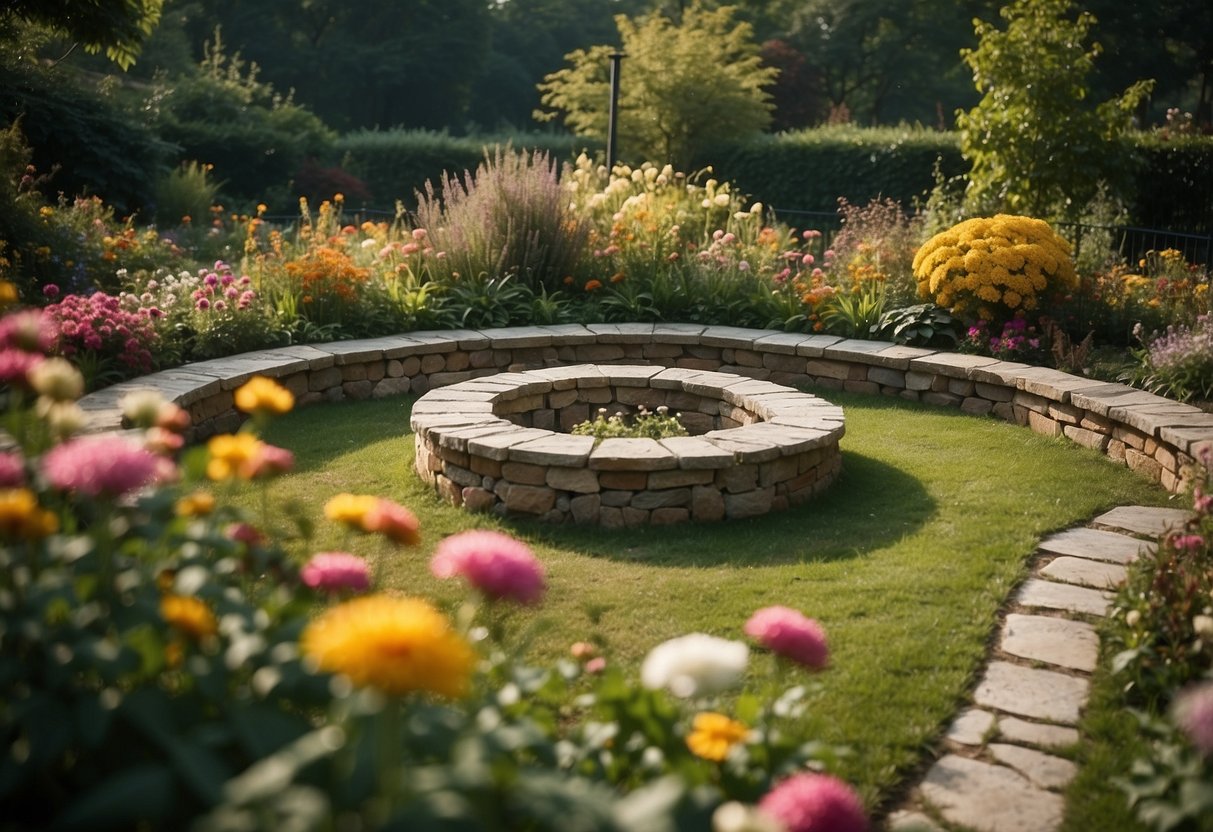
744, 606, 829, 669
42, 436, 167, 497
430, 530, 546, 604
759, 773, 867, 832
301, 552, 371, 595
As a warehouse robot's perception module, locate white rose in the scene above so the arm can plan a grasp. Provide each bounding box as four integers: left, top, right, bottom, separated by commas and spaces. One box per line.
640, 633, 748, 698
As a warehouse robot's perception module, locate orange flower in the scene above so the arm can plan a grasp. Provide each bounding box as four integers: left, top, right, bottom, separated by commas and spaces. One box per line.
161, 594, 217, 640
686, 712, 749, 761
234, 376, 295, 416
585, 279, 603, 292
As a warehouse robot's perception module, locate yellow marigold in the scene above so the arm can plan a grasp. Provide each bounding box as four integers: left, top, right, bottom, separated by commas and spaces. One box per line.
0, 489, 58, 539
176, 490, 216, 516
0, 280, 18, 308
206, 433, 262, 481
686, 712, 749, 761
300, 594, 475, 698
161, 594, 218, 640
324, 493, 379, 527
234, 376, 294, 416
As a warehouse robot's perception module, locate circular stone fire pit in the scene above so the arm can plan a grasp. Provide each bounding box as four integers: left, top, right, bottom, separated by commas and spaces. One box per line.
410, 365, 844, 527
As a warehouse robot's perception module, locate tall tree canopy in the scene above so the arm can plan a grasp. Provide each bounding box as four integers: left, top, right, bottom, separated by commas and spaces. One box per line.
2, 0, 163, 68
536, 4, 776, 168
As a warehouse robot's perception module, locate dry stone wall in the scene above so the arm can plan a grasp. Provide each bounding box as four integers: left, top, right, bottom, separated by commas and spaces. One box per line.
77, 324, 1213, 496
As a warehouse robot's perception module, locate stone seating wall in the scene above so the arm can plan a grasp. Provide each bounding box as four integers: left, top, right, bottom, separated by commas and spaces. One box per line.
77, 323, 1213, 494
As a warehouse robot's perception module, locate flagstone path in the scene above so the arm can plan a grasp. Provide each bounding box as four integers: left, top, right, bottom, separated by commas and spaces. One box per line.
884, 504, 1193, 832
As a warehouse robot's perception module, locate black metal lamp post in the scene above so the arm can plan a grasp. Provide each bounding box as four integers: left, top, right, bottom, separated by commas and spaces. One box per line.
607, 51, 625, 173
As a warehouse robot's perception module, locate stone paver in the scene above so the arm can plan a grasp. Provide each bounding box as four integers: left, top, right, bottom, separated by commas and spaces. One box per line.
946, 708, 996, 746
1037, 526, 1152, 564
1092, 505, 1193, 537
1000, 614, 1099, 672
1014, 578, 1114, 616
972, 661, 1089, 724
886, 811, 943, 831
1038, 556, 1128, 590
997, 717, 1079, 750
988, 743, 1078, 790
920, 755, 1064, 832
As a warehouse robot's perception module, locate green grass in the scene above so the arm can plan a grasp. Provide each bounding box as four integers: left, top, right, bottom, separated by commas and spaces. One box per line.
230, 390, 1171, 815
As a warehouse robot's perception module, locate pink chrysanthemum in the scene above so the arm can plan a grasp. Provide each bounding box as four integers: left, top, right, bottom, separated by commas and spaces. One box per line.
430, 530, 546, 605
0, 451, 24, 487
758, 773, 867, 832
42, 436, 166, 497
1174, 681, 1213, 756
365, 498, 421, 546
301, 552, 372, 595
744, 606, 829, 669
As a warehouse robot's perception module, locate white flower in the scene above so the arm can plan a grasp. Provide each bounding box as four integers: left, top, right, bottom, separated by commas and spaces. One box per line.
1194, 614, 1213, 639
713, 801, 784, 832
713, 193, 731, 207
1126, 609, 1142, 627
640, 633, 748, 698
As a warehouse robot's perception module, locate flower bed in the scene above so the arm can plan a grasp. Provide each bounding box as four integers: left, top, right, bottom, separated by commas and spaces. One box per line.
411, 365, 845, 526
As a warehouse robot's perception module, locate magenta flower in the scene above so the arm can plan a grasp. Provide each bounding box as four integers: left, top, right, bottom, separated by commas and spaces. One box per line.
758, 773, 867, 832
744, 606, 829, 669
0, 451, 25, 487
1173, 681, 1213, 756
301, 552, 372, 595
430, 530, 546, 604
42, 436, 167, 497
1173, 534, 1206, 553
0, 348, 44, 384
0, 309, 57, 353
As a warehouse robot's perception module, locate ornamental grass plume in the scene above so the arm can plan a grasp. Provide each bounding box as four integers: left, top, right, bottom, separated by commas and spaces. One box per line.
744, 606, 829, 670
640, 633, 749, 698
686, 711, 749, 761
301, 552, 371, 595
912, 214, 1077, 324
758, 772, 867, 832
42, 435, 167, 497
300, 594, 475, 699
430, 529, 546, 604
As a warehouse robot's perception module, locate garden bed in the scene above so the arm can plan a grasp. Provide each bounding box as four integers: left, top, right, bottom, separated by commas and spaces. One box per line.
410, 365, 844, 526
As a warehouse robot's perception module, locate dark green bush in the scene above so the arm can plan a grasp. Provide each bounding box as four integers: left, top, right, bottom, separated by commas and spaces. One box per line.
1128, 134, 1213, 232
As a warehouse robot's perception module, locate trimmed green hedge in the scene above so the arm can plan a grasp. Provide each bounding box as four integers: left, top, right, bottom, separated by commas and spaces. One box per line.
1128, 135, 1213, 232
337, 129, 601, 208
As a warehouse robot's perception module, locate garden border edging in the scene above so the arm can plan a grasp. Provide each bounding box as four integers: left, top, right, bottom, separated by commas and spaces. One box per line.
78, 324, 1213, 495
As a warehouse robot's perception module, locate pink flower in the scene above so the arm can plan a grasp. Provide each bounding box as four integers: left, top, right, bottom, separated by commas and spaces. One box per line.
1173, 681, 1213, 756
1173, 534, 1206, 553
365, 498, 420, 546
744, 606, 829, 669
1194, 488, 1213, 515
42, 436, 167, 497
301, 552, 371, 595
245, 443, 294, 479
0, 309, 57, 353
226, 522, 264, 546
585, 657, 607, 674
42, 284, 60, 298
758, 773, 867, 832
430, 530, 546, 604
0, 348, 44, 384
0, 451, 25, 487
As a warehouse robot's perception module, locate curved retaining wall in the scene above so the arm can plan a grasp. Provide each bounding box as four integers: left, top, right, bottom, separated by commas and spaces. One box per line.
78, 323, 1213, 495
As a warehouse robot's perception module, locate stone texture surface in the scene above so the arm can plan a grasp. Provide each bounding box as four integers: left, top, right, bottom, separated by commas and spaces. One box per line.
920, 755, 1064, 832
1093, 505, 1193, 537
997, 717, 1080, 750
988, 744, 1078, 790
973, 661, 1089, 724
1000, 614, 1099, 672
1014, 579, 1113, 617
1037, 526, 1152, 564
946, 708, 995, 746
1039, 556, 1128, 590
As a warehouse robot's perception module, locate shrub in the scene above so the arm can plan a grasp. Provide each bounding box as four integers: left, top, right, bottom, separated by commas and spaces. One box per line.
152, 160, 221, 228
1126, 315, 1213, 404
43, 290, 161, 387
571, 404, 689, 443
959, 317, 1049, 365
912, 214, 1078, 324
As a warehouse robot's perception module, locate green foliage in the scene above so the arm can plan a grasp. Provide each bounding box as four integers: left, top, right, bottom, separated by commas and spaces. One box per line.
706, 126, 965, 213
537, 4, 776, 169
337, 128, 597, 208
151, 29, 335, 204
1124, 316, 1213, 404
817, 285, 887, 338
2, 0, 163, 69
1116, 710, 1213, 832
153, 160, 220, 228
1128, 134, 1213, 232
571, 404, 689, 443
872, 303, 961, 347
955, 0, 1154, 221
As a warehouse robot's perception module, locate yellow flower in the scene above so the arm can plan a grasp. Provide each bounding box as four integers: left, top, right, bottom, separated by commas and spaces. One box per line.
686, 712, 749, 761
176, 491, 216, 516
160, 594, 218, 640
0, 280, 18, 308
324, 492, 379, 528
234, 376, 294, 416
0, 489, 58, 539
206, 433, 263, 480
300, 595, 475, 698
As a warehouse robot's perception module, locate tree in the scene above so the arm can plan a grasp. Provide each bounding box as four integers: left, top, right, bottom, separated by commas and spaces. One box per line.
955, 0, 1153, 220
535, 4, 776, 168
1, 0, 163, 69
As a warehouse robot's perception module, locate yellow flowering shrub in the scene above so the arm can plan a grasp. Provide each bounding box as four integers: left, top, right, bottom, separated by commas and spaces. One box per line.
912, 214, 1078, 322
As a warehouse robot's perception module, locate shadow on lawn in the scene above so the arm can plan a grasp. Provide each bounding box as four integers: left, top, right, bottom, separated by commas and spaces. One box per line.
523, 450, 935, 568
